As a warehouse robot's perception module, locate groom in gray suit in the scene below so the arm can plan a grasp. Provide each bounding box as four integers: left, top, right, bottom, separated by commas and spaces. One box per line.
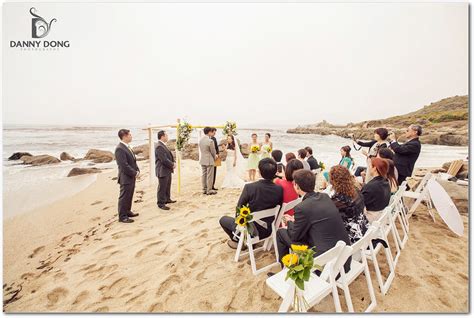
199, 127, 218, 195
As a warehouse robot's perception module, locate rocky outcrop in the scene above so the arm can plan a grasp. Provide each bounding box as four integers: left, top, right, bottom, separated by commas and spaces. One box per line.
20, 155, 60, 166
84, 149, 114, 163
67, 167, 102, 177
132, 144, 150, 160
60, 152, 75, 161
287, 95, 468, 146
8, 152, 32, 160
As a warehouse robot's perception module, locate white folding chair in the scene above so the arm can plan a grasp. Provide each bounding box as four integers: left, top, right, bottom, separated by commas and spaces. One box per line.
403, 173, 435, 221
364, 213, 397, 295
234, 205, 281, 275
336, 228, 377, 312
266, 241, 348, 312
268, 198, 303, 262
389, 182, 409, 248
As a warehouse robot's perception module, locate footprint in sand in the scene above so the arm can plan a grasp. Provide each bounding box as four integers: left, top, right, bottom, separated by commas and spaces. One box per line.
28, 246, 45, 259
191, 219, 205, 226
91, 200, 103, 206
99, 277, 129, 298
102, 206, 111, 210
46, 287, 69, 307
155, 275, 182, 297
135, 241, 164, 258
111, 229, 142, 240
72, 290, 89, 305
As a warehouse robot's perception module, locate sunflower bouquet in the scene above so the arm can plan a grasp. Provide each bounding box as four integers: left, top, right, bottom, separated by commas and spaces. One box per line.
234, 204, 254, 242
251, 145, 260, 154
319, 161, 326, 171
262, 145, 272, 153
223, 121, 238, 136
282, 244, 320, 312
176, 121, 193, 151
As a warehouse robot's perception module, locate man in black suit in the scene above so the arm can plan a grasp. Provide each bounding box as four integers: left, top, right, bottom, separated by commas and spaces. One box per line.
275, 169, 351, 271
210, 127, 219, 191
155, 130, 176, 210
389, 125, 422, 185
115, 129, 140, 223
220, 158, 283, 249
305, 146, 320, 170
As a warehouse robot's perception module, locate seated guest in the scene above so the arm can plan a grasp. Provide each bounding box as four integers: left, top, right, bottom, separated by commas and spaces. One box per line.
323, 145, 355, 182
329, 165, 369, 244
275, 159, 304, 217
271, 150, 285, 179
285, 152, 296, 164
304, 146, 320, 170
220, 158, 283, 249
297, 149, 311, 170
361, 157, 391, 223
377, 148, 398, 193
276, 170, 351, 272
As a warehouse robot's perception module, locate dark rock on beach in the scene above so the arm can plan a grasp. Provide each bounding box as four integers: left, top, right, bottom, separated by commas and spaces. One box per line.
60, 152, 75, 161
20, 155, 60, 166
67, 167, 102, 177
8, 152, 32, 161
84, 149, 114, 163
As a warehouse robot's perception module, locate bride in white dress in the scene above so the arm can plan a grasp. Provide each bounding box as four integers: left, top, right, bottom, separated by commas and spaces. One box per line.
221, 135, 246, 189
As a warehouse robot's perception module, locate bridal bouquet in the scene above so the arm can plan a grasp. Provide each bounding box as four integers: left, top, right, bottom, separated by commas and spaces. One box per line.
250, 145, 260, 153
176, 121, 193, 151
282, 245, 321, 312
319, 161, 326, 170
234, 204, 254, 242
223, 121, 238, 136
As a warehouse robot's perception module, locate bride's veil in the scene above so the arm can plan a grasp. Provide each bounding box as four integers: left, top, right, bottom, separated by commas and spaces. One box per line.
233, 136, 247, 176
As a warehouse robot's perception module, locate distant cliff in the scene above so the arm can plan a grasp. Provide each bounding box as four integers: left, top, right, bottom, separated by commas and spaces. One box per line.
287, 95, 468, 146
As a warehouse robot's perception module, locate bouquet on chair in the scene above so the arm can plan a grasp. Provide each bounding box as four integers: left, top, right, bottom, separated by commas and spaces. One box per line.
250, 145, 260, 153
233, 204, 254, 244
282, 245, 320, 312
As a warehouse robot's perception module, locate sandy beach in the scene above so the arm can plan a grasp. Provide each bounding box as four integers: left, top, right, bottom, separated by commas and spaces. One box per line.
3, 159, 468, 312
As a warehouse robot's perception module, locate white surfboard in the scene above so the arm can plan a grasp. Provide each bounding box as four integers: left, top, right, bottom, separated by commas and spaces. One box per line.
427, 178, 464, 236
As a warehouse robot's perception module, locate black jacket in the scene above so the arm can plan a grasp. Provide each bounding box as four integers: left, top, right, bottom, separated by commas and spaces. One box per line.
287, 191, 351, 256
389, 138, 421, 177
307, 156, 320, 170
237, 179, 283, 237
115, 143, 139, 185
361, 176, 391, 211
211, 136, 219, 154
155, 141, 175, 178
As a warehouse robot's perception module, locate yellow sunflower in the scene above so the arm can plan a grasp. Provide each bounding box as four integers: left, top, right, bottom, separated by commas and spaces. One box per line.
235, 216, 247, 226
239, 206, 251, 217
282, 254, 299, 267
291, 244, 308, 253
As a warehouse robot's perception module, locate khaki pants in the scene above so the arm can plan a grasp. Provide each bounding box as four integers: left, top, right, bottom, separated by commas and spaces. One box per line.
201, 165, 215, 193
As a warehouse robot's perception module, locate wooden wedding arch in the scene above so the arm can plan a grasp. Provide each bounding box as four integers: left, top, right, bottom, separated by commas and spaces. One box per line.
143, 118, 225, 195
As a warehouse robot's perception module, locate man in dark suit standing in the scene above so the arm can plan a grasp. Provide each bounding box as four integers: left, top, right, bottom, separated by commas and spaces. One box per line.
219, 158, 283, 249
275, 169, 351, 272
389, 125, 422, 185
305, 146, 320, 170
155, 130, 176, 210
210, 127, 219, 191
115, 129, 140, 223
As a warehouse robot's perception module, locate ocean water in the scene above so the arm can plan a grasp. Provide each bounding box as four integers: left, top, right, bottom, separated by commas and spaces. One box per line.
3, 125, 468, 218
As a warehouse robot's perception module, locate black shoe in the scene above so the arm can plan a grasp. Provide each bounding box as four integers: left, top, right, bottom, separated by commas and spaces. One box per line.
158, 204, 170, 210
119, 218, 134, 223
127, 212, 139, 217
212, 187, 218, 191
166, 200, 177, 204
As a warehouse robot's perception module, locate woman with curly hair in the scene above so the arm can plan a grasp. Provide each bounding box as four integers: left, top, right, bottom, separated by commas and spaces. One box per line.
329, 165, 369, 243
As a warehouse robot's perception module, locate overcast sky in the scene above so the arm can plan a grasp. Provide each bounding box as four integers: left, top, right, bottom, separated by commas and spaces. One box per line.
3, 2, 468, 127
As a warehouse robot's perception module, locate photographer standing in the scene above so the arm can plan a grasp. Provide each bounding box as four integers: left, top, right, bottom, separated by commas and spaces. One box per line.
388, 125, 422, 185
